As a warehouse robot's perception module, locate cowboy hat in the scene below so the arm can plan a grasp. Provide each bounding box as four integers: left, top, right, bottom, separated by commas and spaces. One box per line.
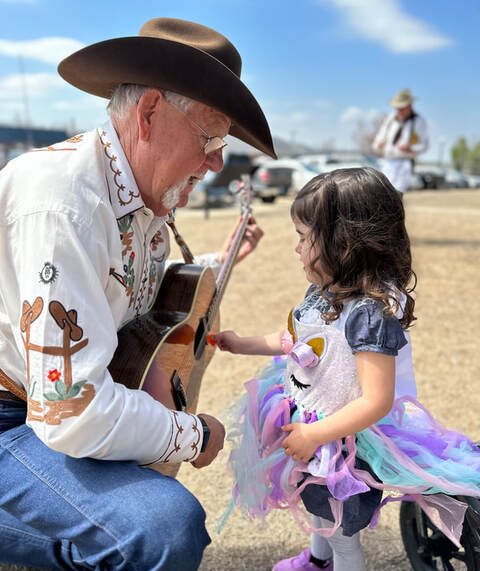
389, 88, 415, 109
58, 17, 277, 158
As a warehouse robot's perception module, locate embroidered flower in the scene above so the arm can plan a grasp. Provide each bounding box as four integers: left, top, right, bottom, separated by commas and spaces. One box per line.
151, 230, 164, 251
47, 369, 62, 382
118, 214, 134, 257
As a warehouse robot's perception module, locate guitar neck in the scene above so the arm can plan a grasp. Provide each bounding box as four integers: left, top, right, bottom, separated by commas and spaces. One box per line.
207, 176, 252, 327
215, 215, 249, 302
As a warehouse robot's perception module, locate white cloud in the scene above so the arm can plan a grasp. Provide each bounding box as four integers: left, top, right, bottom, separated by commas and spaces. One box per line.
290, 111, 313, 123
313, 99, 332, 109
340, 106, 379, 123
0, 37, 84, 65
51, 95, 106, 111
0, 72, 107, 129
325, 0, 453, 53
0, 72, 65, 98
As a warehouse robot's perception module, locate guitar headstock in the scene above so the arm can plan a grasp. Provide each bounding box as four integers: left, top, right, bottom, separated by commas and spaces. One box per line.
228, 175, 252, 216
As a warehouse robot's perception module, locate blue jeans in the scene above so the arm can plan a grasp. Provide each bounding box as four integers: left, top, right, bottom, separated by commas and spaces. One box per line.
0, 400, 210, 570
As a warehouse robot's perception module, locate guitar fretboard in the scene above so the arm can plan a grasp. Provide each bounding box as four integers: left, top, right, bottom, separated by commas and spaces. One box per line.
205, 175, 252, 332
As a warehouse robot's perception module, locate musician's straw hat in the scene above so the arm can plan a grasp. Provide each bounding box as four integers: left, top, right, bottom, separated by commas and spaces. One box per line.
389, 88, 415, 109
58, 17, 276, 158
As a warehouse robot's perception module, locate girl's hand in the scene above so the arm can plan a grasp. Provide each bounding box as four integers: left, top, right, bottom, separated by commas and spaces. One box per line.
212, 330, 242, 353
281, 422, 321, 463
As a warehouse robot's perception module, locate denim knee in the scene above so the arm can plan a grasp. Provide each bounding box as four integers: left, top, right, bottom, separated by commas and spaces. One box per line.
117, 478, 211, 571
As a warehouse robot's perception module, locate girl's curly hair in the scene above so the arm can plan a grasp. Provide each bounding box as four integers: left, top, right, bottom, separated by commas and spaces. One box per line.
291, 167, 416, 328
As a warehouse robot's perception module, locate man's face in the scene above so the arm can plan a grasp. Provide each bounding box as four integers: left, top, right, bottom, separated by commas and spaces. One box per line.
395, 104, 412, 122
148, 98, 231, 215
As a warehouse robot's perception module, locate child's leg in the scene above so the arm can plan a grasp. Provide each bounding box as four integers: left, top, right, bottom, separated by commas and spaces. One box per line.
311, 516, 333, 560
272, 516, 333, 570
318, 517, 365, 571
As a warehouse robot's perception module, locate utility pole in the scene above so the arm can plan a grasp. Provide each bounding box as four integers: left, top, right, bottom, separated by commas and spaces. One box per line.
18, 55, 34, 148
437, 136, 446, 169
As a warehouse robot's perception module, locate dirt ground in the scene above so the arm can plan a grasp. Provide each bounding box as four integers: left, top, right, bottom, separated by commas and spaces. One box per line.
2, 189, 479, 571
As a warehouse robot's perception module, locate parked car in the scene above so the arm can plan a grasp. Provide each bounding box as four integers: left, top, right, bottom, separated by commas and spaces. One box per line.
187, 152, 253, 208
299, 152, 379, 173
408, 172, 426, 190
443, 169, 470, 189
413, 167, 446, 190
251, 158, 320, 202
467, 174, 480, 189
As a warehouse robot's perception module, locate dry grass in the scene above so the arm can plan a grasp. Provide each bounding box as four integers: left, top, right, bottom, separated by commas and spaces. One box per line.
2, 189, 479, 571
175, 189, 480, 571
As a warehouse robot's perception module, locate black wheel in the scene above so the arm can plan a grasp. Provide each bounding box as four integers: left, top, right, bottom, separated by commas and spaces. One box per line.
261, 196, 276, 203
400, 498, 480, 570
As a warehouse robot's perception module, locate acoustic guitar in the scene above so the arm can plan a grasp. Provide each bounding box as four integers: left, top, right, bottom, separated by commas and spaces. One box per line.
108, 176, 252, 476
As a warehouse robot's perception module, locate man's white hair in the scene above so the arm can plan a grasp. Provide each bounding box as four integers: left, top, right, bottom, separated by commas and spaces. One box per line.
107, 84, 194, 119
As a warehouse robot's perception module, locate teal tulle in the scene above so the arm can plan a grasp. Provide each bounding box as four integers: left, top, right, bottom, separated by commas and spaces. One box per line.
221, 357, 480, 545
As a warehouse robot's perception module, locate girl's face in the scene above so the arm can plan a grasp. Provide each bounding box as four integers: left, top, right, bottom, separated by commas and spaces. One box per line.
293, 218, 329, 286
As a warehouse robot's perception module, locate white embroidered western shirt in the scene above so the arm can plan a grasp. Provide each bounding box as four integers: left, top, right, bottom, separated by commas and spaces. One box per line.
372, 111, 429, 160
0, 120, 220, 464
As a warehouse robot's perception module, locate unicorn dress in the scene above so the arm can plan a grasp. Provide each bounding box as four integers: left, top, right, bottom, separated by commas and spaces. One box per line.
226, 288, 480, 545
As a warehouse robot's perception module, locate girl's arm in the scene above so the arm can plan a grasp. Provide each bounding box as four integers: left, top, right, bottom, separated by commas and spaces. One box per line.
282, 351, 395, 462
214, 330, 284, 356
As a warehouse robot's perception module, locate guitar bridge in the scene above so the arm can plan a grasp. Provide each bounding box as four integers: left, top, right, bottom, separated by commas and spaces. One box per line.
171, 371, 187, 411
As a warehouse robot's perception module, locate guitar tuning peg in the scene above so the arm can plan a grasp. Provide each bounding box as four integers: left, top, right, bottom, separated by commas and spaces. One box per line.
228, 179, 242, 194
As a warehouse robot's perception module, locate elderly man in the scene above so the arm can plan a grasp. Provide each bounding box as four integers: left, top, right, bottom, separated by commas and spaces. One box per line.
0, 18, 275, 571
372, 88, 429, 195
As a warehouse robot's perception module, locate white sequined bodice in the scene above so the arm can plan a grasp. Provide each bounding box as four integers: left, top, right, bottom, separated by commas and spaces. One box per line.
285, 298, 361, 417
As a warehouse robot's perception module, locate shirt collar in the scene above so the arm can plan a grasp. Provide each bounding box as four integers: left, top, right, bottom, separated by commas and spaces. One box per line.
97, 120, 145, 219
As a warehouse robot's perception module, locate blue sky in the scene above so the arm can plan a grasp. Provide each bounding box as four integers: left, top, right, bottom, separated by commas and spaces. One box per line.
0, 0, 478, 162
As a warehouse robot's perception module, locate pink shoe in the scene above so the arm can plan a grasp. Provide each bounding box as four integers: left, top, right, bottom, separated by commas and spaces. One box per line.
272, 548, 333, 571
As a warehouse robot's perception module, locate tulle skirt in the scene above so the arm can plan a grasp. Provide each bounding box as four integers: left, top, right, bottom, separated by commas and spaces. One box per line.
225, 357, 480, 546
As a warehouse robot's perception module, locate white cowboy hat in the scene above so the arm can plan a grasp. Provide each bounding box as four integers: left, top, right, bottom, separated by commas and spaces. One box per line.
389, 88, 415, 109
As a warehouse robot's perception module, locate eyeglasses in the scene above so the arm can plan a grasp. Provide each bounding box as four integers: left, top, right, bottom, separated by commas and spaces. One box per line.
166, 100, 227, 156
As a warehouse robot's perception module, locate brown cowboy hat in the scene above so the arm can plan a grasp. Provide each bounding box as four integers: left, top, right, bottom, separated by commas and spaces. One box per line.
58, 17, 276, 158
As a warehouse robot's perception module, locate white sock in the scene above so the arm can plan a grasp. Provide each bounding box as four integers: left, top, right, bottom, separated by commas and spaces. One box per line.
311, 516, 333, 561
318, 517, 365, 571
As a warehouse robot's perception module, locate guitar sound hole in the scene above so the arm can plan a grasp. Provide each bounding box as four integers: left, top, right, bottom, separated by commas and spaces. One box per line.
194, 318, 207, 358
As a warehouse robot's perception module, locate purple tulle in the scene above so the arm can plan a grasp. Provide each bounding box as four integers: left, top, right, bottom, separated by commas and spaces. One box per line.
226, 367, 480, 546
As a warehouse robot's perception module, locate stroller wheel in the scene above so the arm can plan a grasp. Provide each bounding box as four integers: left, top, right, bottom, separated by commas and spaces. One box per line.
400, 498, 480, 570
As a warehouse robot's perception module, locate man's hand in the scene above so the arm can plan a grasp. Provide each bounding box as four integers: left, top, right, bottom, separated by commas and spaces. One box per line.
220, 216, 264, 264
191, 414, 225, 469
397, 143, 412, 153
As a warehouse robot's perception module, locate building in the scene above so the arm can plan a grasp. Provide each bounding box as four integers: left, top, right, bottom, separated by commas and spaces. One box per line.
0, 125, 68, 168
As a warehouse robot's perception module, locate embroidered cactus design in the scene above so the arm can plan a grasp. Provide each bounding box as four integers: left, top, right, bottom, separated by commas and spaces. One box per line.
44, 368, 88, 401
124, 251, 136, 307
20, 298, 95, 425
147, 260, 157, 305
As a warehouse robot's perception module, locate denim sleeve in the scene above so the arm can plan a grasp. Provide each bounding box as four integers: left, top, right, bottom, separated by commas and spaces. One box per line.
345, 300, 407, 356
304, 284, 317, 299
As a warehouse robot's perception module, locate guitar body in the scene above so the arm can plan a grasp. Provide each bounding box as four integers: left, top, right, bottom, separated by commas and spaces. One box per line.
109, 263, 219, 476
109, 175, 253, 478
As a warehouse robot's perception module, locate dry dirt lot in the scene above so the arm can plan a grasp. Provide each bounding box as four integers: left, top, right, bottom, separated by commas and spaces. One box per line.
2, 189, 480, 571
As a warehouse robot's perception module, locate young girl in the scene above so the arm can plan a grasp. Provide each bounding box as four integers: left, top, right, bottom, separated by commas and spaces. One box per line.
214, 167, 480, 571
